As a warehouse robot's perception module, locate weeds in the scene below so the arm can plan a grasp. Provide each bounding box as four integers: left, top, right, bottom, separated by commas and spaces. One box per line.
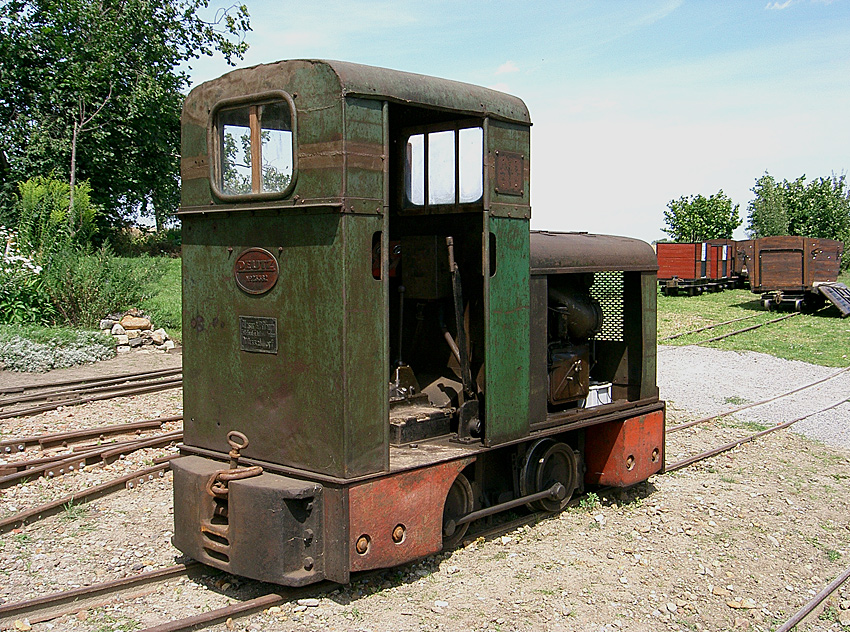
60, 499, 88, 522
91, 612, 140, 632
578, 492, 601, 511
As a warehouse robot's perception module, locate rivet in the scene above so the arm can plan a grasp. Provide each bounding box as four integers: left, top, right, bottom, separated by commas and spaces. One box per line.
303, 528, 314, 544
303, 556, 314, 570
355, 535, 370, 555
392, 524, 405, 543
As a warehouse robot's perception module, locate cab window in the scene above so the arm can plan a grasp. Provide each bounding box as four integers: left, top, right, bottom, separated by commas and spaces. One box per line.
404, 125, 483, 207
218, 98, 294, 196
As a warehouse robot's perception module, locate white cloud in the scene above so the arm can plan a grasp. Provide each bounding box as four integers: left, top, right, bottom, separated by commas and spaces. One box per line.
487, 82, 512, 93
496, 61, 519, 75
765, 0, 795, 9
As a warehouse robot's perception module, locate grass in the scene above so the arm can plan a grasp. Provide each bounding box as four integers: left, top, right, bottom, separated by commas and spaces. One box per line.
0, 323, 108, 347
0, 256, 181, 369
657, 270, 850, 367
135, 256, 181, 341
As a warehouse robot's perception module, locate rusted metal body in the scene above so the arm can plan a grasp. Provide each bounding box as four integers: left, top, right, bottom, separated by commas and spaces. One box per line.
734, 239, 754, 285
750, 236, 844, 312
706, 238, 735, 282
174, 59, 665, 586
656, 241, 739, 295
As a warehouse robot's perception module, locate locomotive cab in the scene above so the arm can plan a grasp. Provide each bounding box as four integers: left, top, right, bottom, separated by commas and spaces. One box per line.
172, 60, 664, 586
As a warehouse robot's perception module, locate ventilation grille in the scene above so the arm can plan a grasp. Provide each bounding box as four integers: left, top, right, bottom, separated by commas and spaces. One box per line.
590, 271, 624, 342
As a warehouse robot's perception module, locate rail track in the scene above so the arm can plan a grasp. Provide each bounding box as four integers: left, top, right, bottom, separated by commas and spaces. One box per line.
0, 368, 183, 419
667, 365, 850, 433
659, 313, 760, 342
1, 367, 848, 629
659, 311, 802, 347
4, 390, 848, 630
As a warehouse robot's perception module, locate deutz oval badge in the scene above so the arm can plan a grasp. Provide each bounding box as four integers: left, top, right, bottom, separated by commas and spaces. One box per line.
234, 248, 279, 295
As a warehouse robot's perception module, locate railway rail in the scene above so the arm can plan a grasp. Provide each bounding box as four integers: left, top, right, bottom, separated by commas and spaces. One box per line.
659, 313, 760, 342
659, 312, 802, 348
0, 367, 182, 397
665, 396, 848, 472
0, 415, 181, 453
1, 369, 847, 629
0, 370, 183, 420
667, 365, 850, 433
0, 460, 174, 534
0, 430, 182, 489
0, 563, 199, 629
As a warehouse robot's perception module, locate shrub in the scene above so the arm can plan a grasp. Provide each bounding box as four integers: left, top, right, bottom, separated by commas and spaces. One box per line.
0, 226, 56, 325
16, 176, 99, 260
0, 329, 114, 372
110, 227, 182, 257
41, 246, 169, 327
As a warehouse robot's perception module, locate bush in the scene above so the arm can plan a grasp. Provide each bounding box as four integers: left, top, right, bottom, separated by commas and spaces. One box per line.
16, 176, 99, 259
41, 246, 169, 327
110, 227, 182, 257
0, 328, 114, 372
0, 226, 56, 324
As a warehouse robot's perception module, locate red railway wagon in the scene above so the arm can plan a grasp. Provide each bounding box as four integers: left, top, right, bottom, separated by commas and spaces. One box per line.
750, 236, 847, 314
706, 239, 736, 284
656, 242, 736, 295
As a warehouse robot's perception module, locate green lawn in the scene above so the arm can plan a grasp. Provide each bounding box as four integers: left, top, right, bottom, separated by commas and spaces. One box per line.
657, 270, 850, 367
137, 256, 181, 341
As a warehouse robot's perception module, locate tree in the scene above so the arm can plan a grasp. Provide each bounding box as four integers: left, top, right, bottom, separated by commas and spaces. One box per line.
662, 190, 741, 242
746, 172, 850, 244
0, 0, 251, 233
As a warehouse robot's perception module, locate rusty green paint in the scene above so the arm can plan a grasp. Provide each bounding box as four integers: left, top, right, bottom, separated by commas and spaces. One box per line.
182, 210, 387, 478
484, 216, 531, 446
640, 273, 658, 399
180, 59, 538, 473
487, 119, 531, 219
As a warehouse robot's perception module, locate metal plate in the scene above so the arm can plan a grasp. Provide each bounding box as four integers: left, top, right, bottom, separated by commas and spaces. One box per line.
495, 151, 524, 196
239, 316, 278, 354
818, 282, 850, 317
234, 247, 279, 295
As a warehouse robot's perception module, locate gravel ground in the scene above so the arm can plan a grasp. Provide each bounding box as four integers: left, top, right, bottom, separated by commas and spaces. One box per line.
659, 346, 850, 449
1, 346, 849, 632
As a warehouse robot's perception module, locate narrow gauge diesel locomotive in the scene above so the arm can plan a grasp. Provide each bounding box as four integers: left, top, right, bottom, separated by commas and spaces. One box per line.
172, 60, 665, 586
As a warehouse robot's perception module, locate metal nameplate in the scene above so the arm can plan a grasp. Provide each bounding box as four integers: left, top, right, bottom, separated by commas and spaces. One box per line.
239, 316, 278, 354
234, 247, 279, 295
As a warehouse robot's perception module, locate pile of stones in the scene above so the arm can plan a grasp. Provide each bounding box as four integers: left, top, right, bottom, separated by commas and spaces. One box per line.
99, 309, 177, 354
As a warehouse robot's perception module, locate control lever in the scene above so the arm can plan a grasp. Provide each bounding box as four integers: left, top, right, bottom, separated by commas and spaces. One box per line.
446, 236, 480, 441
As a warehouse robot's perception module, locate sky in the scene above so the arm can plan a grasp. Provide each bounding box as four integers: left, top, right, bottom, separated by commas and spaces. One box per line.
184, 0, 850, 244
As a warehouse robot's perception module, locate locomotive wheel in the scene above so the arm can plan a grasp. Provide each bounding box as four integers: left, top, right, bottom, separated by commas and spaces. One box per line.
442, 472, 474, 549
519, 439, 578, 512
530, 442, 578, 512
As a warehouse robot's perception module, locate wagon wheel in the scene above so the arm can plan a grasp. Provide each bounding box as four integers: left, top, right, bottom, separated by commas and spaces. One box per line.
519, 439, 554, 508
442, 472, 474, 549
533, 442, 579, 511
520, 440, 578, 512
